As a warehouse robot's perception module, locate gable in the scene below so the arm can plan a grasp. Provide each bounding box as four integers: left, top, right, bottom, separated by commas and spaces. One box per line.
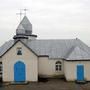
0, 40, 37, 58
66, 46, 90, 60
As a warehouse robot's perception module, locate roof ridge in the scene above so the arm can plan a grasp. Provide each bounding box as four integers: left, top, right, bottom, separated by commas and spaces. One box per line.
64, 46, 77, 59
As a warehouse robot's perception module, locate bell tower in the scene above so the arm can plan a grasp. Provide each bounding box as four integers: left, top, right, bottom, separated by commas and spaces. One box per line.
13, 16, 37, 40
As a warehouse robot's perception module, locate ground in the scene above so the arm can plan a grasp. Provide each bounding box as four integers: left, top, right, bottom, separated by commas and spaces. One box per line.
0, 78, 90, 90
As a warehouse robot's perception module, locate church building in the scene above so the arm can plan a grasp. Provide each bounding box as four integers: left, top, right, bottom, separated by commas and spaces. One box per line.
0, 16, 90, 83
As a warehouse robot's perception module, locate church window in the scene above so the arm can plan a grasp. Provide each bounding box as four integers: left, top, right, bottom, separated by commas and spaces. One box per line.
55, 61, 62, 71
17, 47, 22, 55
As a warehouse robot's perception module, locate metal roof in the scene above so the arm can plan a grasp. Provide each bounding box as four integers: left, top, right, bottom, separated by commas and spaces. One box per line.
65, 46, 90, 60
25, 39, 90, 60
16, 16, 32, 35
0, 38, 90, 60
0, 40, 14, 57
16, 24, 25, 35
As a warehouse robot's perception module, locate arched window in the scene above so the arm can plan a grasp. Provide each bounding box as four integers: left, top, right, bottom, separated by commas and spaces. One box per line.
55, 61, 62, 71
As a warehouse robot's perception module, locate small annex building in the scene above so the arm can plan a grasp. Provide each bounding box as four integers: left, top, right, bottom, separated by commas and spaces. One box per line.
0, 16, 90, 83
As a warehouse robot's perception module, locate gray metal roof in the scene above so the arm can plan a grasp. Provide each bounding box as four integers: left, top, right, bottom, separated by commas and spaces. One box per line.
0, 40, 14, 56
0, 38, 90, 60
16, 24, 25, 35
16, 16, 32, 35
65, 46, 90, 60
25, 39, 90, 59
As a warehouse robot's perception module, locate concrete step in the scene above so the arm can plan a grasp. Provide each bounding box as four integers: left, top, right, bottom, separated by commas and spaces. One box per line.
10, 81, 29, 85
75, 80, 87, 84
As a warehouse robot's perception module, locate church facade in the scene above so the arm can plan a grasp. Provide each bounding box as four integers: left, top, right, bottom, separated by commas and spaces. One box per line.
0, 16, 90, 83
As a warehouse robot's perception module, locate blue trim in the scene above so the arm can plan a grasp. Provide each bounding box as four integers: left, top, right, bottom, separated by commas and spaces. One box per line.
14, 61, 26, 82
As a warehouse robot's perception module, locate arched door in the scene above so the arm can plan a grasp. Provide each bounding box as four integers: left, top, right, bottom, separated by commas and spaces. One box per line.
14, 61, 26, 82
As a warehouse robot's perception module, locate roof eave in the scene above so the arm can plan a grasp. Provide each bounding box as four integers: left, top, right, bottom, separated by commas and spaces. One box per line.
65, 59, 90, 61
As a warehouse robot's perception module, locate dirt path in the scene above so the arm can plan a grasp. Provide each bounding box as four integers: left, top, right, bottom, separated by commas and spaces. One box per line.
0, 79, 90, 90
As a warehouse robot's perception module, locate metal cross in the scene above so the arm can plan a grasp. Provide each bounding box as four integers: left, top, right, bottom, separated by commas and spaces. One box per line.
23, 8, 28, 16
16, 9, 24, 22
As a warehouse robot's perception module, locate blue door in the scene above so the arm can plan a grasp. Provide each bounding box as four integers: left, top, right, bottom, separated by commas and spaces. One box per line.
14, 61, 26, 82
77, 65, 84, 81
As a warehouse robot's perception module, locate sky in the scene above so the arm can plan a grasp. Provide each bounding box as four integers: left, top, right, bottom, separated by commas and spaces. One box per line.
0, 0, 90, 46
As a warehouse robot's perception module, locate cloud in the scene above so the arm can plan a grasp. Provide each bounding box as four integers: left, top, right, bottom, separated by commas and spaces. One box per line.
0, 0, 90, 46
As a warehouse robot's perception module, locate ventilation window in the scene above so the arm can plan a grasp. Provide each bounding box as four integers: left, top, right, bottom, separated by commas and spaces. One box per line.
17, 47, 22, 55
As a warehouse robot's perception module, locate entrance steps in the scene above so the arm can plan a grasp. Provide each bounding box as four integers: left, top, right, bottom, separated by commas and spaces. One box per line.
75, 80, 87, 84
10, 81, 29, 85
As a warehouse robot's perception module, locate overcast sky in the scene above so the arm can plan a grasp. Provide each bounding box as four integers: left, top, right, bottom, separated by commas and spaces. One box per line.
0, 0, 90, 46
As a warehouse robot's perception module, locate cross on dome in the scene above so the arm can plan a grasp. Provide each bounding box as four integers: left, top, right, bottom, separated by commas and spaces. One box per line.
13, 9, 37, 40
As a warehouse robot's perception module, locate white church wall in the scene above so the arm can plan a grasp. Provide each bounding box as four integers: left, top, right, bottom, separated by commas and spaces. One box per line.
38, 57, 64, 77
64, 60, 90, 81
2, 41, 38, 82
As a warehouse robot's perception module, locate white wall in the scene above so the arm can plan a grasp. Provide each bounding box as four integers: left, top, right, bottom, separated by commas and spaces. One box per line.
2, 41, 38, 82
64, 60, 90, 81
38, 57, 64, 77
